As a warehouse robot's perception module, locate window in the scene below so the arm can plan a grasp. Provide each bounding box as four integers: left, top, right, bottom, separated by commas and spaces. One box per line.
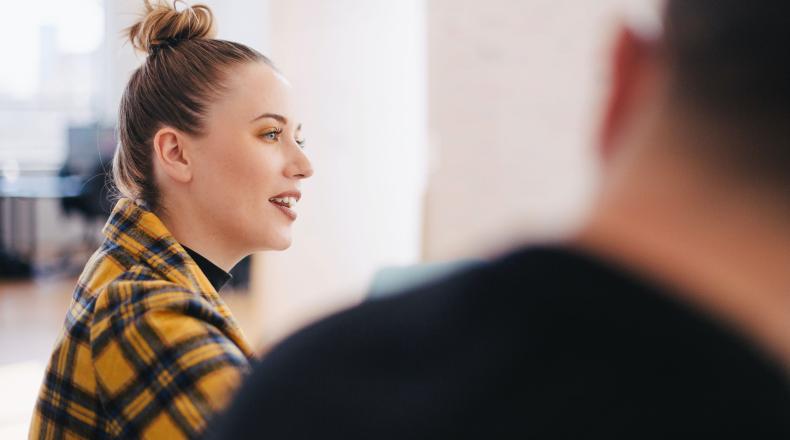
0, 0, 105, 173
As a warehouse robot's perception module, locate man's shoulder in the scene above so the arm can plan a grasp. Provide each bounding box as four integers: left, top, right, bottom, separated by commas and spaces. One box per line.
214, 245, 790, 438
254, 246, 631, 372
256, 244, 784, 384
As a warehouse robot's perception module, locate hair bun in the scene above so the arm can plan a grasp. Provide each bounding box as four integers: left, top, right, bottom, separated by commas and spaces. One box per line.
127, 0, 215, 55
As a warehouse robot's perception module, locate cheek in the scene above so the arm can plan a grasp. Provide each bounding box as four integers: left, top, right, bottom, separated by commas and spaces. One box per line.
193, 135, 288, 229
212, 146, 285, 218
199, 137, 266, 186
236, 147, 282, 195
199, 149, 247, 198
189, 147, 242, 216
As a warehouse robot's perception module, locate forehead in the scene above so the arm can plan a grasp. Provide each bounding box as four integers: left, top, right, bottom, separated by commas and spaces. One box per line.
211, 62, 293, 121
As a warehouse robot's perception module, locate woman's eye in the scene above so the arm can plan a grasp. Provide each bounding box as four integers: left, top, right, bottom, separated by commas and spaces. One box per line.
261, 129, 282, 141
296, 138, 306, 149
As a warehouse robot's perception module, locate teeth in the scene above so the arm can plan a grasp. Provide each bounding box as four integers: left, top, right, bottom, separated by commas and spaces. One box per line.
270, 197, 297, 208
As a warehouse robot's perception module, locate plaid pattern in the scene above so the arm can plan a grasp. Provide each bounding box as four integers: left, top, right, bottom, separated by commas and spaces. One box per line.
30, 198, 255, 439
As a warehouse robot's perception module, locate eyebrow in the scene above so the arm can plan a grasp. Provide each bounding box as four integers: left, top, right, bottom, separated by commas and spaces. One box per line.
250, 112, 302, 130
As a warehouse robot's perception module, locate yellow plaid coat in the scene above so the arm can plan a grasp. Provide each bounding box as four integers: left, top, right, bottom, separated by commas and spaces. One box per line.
30, 198, 255, 439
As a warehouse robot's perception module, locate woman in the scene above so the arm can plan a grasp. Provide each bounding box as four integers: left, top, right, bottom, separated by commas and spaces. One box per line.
30, 1, 313, 438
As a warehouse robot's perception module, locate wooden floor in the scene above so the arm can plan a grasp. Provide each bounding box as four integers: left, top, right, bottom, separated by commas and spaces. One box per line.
0, 275, 258, 439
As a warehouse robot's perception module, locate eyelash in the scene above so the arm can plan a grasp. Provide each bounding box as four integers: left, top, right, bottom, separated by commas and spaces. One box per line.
260, 128, 307, 149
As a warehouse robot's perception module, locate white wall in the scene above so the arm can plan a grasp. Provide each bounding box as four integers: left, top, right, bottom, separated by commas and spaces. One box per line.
251, 0, 428, 348
100, 0, 142, 125
201, 0, 271, 54
424, 0, 659, 260
100, 0, 271, 124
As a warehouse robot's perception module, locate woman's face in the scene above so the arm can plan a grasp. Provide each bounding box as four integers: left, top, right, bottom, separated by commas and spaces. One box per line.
187, 61, 313, 253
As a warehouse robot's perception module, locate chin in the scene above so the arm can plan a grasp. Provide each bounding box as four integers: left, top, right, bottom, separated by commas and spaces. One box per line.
271, 242, 291, 251
267, 234, 293, 251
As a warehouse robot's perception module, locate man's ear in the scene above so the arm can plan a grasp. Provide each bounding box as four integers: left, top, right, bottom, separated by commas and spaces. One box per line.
152, 127, 193, 184
598, 25, 655, 163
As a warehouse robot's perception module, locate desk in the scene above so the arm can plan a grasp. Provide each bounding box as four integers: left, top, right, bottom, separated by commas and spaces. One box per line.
0, 175, 83, 275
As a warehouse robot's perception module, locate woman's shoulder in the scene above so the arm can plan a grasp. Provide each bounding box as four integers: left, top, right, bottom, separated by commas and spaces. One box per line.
94, 269, 208, 319
78, 242, 252, 355
78, 240, 206, 312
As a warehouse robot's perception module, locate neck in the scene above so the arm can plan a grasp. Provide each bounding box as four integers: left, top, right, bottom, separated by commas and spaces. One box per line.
155, 198, 245, 273
574, 141, 790, 369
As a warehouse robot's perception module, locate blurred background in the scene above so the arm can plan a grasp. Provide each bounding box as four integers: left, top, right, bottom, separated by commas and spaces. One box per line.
0, 0, 657, 436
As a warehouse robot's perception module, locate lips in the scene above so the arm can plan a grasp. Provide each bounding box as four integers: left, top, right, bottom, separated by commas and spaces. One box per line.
269, 191, 301, 220
269, 196, 297, 209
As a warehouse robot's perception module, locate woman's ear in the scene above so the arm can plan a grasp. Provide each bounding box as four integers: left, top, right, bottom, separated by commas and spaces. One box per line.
152, 127, 193, 184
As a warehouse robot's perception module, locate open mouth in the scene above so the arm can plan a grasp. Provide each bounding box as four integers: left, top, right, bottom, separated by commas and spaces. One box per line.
269, 194, 300, 220
268, 196, 297, 209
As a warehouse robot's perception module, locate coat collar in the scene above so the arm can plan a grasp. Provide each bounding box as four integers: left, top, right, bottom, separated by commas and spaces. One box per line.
101, 198, 254, 357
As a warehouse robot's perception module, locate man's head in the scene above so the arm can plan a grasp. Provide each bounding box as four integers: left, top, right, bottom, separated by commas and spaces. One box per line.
584, 1, 790, 367
600, 0, 790, 190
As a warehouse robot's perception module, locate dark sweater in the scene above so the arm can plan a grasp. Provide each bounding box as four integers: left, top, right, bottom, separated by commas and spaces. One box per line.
183, 245, 231, 292
208, 246, 790, 438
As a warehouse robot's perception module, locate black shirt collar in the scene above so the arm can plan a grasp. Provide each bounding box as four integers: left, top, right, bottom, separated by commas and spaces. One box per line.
182, 245, 232, 292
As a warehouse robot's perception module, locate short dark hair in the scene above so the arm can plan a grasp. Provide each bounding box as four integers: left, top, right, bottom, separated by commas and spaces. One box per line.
662, 0, 790, 183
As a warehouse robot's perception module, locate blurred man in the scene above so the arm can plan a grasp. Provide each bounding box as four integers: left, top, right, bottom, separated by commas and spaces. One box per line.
209, 1, 790, 437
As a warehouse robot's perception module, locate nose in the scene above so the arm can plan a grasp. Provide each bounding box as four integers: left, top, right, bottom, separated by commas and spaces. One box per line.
286, 147, 314, 179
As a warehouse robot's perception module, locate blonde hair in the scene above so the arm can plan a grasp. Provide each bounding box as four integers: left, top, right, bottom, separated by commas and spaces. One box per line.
113, 0, 272, 212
